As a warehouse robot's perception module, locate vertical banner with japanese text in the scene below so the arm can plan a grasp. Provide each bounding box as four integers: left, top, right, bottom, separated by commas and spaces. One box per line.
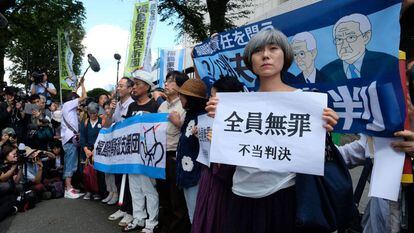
57, 29, 77, 91
93, 113, 168, 179
158, 48, 185, 88
192, 0, 405, 137
125, 0, 157, 75
210, 92, 328, 175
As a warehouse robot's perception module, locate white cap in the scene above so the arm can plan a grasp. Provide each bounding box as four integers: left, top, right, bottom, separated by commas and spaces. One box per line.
133, 70, 154, 88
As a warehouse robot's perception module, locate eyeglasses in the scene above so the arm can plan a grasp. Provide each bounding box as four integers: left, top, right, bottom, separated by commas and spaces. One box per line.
334, 34, 363, 45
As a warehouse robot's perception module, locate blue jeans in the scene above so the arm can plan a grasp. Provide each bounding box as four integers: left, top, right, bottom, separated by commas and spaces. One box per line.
63, 142, 78, 179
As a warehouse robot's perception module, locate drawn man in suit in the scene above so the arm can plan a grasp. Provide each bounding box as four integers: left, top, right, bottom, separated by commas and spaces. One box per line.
321, 13, 398, 84
291, 31, 326, 84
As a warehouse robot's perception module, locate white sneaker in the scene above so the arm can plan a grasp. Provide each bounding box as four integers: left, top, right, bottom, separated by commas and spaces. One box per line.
118, 213, 133, 227
140, 228, 154, 233
83, 192, 91, 200
102, 192, 113, 203
108, 210, 126, 221
93, 194, 101, 201
107, 193, 119, 205
64, 188, 82, 199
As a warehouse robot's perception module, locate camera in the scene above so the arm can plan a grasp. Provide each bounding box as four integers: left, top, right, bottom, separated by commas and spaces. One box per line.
31, 72, 45, 85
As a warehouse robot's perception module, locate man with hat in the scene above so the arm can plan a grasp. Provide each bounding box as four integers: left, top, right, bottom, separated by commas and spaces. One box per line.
122, 70, 160, 233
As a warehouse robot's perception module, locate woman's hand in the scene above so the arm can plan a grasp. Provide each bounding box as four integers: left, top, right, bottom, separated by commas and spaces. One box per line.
206, 97, 219, 118
392, 130, 414, 157
192, 126, 199, 138
322, 108, 339, 132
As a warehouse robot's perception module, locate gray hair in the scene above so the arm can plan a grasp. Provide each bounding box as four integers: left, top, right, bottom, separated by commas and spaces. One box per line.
333, 13, 371, 38
291, 31, 317, 51
243, 28, 293, 74
87, 102, 99, 114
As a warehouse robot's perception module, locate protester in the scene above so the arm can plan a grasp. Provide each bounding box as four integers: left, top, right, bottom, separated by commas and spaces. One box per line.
80, 102, 104, 200
97, 93, 109, 116
122, 71, 159, 233
205, 28, 339, 233
192, 76, 244, 233
61, 80, 87, 199
105, 77, 134, 227
157, 71, 191, 233
175, 78, 208, 224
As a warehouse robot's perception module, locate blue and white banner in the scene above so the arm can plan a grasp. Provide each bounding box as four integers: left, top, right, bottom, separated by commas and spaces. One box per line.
158, 48, 185, 88
93, 113, 168, 179
193, 0, 405, 137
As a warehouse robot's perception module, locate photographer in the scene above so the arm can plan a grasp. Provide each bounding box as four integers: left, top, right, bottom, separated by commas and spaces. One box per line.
30, 71, 57, 106
23, 147, 55, 200
0, 144, 21, 221
0, 86, 17, 131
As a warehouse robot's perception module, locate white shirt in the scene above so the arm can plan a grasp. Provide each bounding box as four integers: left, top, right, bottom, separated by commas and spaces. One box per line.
30, 82, 56, 95
343, 52, 365, 79
232, 90, 301, 198
158, 98, 186, 151
61, 99, 79, 145
112, 97, 134, 123
337, 134, 371, 167
303, 67, 316, 84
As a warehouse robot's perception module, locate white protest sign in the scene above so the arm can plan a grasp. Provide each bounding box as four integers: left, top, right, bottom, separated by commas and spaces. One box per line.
368, 137, 405, 201
197, 114, 214, 167
210, 91, 327, 175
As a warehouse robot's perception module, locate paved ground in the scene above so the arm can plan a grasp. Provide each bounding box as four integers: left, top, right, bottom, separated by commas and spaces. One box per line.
0, 167, 370, 233
0, 198, 121, 233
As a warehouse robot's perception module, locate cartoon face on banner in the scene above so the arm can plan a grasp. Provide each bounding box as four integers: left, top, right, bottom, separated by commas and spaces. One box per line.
192, 0, 405, 137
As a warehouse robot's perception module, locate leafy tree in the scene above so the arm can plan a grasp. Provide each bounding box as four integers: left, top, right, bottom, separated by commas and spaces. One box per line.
87, 88, 110, 100
0, 0, 86, 92
158, 0, 253, 42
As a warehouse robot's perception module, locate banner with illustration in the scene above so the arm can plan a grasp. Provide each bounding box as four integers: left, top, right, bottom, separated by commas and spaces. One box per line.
192, 0, 405, 137
158, 48, 185, 88
94, 113, 168, 179
125, 0, 157, 75
57, 29, 77, 91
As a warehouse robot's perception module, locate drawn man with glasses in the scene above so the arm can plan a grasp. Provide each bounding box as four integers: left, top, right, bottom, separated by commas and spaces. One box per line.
291, 31, 327, 84
321, 13, 398, 84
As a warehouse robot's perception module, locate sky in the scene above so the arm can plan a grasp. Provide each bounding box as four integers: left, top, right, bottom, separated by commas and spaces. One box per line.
80, 0, 179, 91
5, 0, 179, 91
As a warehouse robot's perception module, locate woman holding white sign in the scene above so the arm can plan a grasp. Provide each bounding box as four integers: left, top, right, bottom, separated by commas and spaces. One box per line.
206, 28, 339, 233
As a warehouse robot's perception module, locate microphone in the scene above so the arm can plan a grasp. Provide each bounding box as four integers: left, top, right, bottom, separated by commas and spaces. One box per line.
0, 13, 8, 28
114, 53, 121, 61
87, 54, 100, 72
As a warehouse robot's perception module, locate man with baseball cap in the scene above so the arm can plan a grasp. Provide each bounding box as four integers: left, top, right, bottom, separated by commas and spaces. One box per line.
122, 71, 160, 233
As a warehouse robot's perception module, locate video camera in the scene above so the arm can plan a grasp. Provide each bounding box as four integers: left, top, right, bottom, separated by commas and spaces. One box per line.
31, 72, 45, 85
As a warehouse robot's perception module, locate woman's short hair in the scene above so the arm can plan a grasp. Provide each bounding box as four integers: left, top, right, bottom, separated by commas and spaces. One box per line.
243, 28, 294, 74
86, 102, 99, 114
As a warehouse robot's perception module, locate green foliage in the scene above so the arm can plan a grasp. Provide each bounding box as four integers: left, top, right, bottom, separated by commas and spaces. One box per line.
158, 0, 253, 42
87, 88, 110, 100
0, 0, 86, 93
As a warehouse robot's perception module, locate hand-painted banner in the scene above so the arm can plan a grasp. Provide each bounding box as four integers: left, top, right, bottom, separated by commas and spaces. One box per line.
193, 0, 405, 137
57, 29, 77, 91
125, 0, 157, 75
210, 92, 327, 175
93, 113, 168, 179
158, 48, 185, 88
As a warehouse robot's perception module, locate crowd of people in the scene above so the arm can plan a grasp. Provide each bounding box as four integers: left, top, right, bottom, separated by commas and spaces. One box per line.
1, 17, 414, 233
